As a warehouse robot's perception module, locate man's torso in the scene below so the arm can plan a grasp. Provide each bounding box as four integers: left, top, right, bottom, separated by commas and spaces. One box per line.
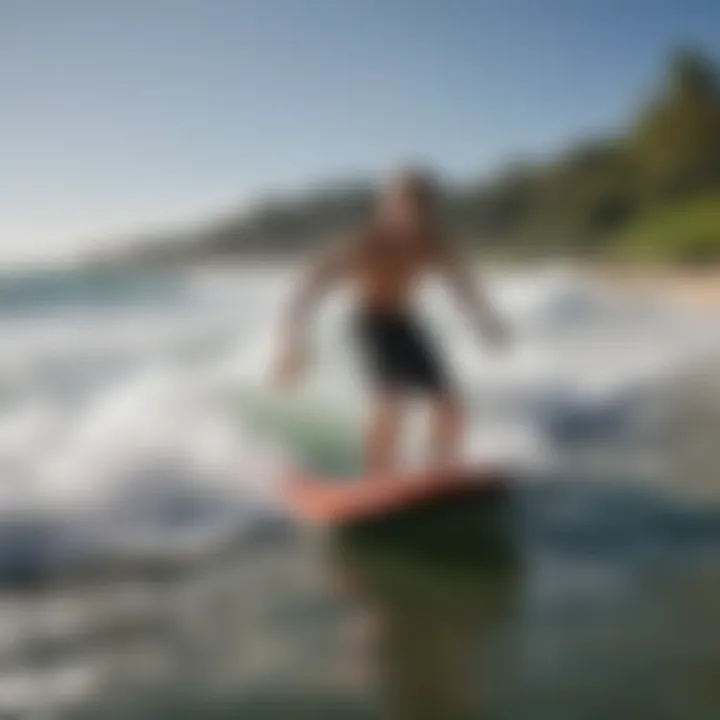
348, 225, 439, 313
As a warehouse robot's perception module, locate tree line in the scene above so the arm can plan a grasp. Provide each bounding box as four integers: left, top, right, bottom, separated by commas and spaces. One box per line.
109, 49, 720, 268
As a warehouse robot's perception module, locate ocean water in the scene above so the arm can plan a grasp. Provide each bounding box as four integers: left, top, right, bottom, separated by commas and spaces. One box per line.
0, 264, 719, 719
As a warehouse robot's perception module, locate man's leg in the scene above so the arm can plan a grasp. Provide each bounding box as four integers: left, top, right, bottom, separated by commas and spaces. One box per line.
366, 394, 404, 473
428, 394, 464, 468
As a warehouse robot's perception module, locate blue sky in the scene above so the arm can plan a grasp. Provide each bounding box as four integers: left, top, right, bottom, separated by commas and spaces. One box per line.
2, 0, 720, 263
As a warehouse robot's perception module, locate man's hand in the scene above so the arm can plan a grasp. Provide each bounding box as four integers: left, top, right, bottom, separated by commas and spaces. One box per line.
273, 339, 308, 389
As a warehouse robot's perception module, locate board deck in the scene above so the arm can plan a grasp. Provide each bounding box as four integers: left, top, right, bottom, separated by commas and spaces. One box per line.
285, 464, 510, 526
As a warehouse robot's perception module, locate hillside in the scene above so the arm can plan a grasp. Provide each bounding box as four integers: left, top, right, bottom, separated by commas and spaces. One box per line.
101, 50, 720, 268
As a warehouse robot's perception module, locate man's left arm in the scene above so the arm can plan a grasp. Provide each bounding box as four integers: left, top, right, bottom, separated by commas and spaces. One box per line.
438, 245, 509, 348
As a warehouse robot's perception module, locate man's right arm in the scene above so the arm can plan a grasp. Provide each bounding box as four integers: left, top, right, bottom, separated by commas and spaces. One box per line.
274, 241, 354, 387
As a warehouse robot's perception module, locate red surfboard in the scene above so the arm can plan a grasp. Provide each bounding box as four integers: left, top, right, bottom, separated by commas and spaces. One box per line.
285, 464, 509, 526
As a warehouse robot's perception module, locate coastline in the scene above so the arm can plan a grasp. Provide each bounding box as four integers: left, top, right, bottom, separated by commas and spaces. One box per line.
198, 258, 720, 313
81, 253, 720, 313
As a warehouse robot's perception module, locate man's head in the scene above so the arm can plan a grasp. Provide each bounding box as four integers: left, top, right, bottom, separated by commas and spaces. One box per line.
378, 167, 441, 237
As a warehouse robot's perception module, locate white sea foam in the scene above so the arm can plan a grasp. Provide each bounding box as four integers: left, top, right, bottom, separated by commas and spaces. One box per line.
0, 266, 715, 572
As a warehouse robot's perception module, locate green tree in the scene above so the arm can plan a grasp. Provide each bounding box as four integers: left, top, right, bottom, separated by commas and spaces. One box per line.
633, 50, 720, 200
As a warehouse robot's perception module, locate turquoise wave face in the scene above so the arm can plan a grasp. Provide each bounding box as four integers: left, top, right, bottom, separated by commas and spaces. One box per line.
0, 268, 188, 315
225, 387, 365, 477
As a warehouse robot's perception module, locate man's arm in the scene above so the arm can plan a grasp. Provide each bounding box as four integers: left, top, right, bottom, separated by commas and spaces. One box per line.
274, 241, 353, 386
438, 246, 508, 347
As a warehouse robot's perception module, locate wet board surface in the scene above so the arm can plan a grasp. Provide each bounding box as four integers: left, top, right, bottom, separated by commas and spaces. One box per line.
285, 464, 511, 527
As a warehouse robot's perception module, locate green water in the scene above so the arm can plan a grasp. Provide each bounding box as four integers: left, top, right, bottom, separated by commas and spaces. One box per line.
1, 268, 719, 719
52, 480, 720, 720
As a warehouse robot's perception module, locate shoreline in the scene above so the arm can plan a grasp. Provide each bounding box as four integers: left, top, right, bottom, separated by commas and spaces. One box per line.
195, 257, 720, 312
80, 254, 720, 311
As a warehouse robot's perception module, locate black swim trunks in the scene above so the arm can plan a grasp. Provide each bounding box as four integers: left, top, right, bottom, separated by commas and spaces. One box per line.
354, 309, 450, 395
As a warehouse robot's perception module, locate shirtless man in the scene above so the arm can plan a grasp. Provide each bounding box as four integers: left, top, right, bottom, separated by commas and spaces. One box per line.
274, 168, 508, 473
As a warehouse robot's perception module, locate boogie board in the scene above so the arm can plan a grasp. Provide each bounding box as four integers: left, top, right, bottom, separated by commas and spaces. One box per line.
285, 464, 510, 527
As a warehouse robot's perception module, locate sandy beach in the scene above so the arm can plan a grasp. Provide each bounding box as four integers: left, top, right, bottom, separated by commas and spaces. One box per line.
587, 264, 720, 311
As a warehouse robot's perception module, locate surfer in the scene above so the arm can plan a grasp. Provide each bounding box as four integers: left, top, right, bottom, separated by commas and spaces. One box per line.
274, 167, 508, 472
